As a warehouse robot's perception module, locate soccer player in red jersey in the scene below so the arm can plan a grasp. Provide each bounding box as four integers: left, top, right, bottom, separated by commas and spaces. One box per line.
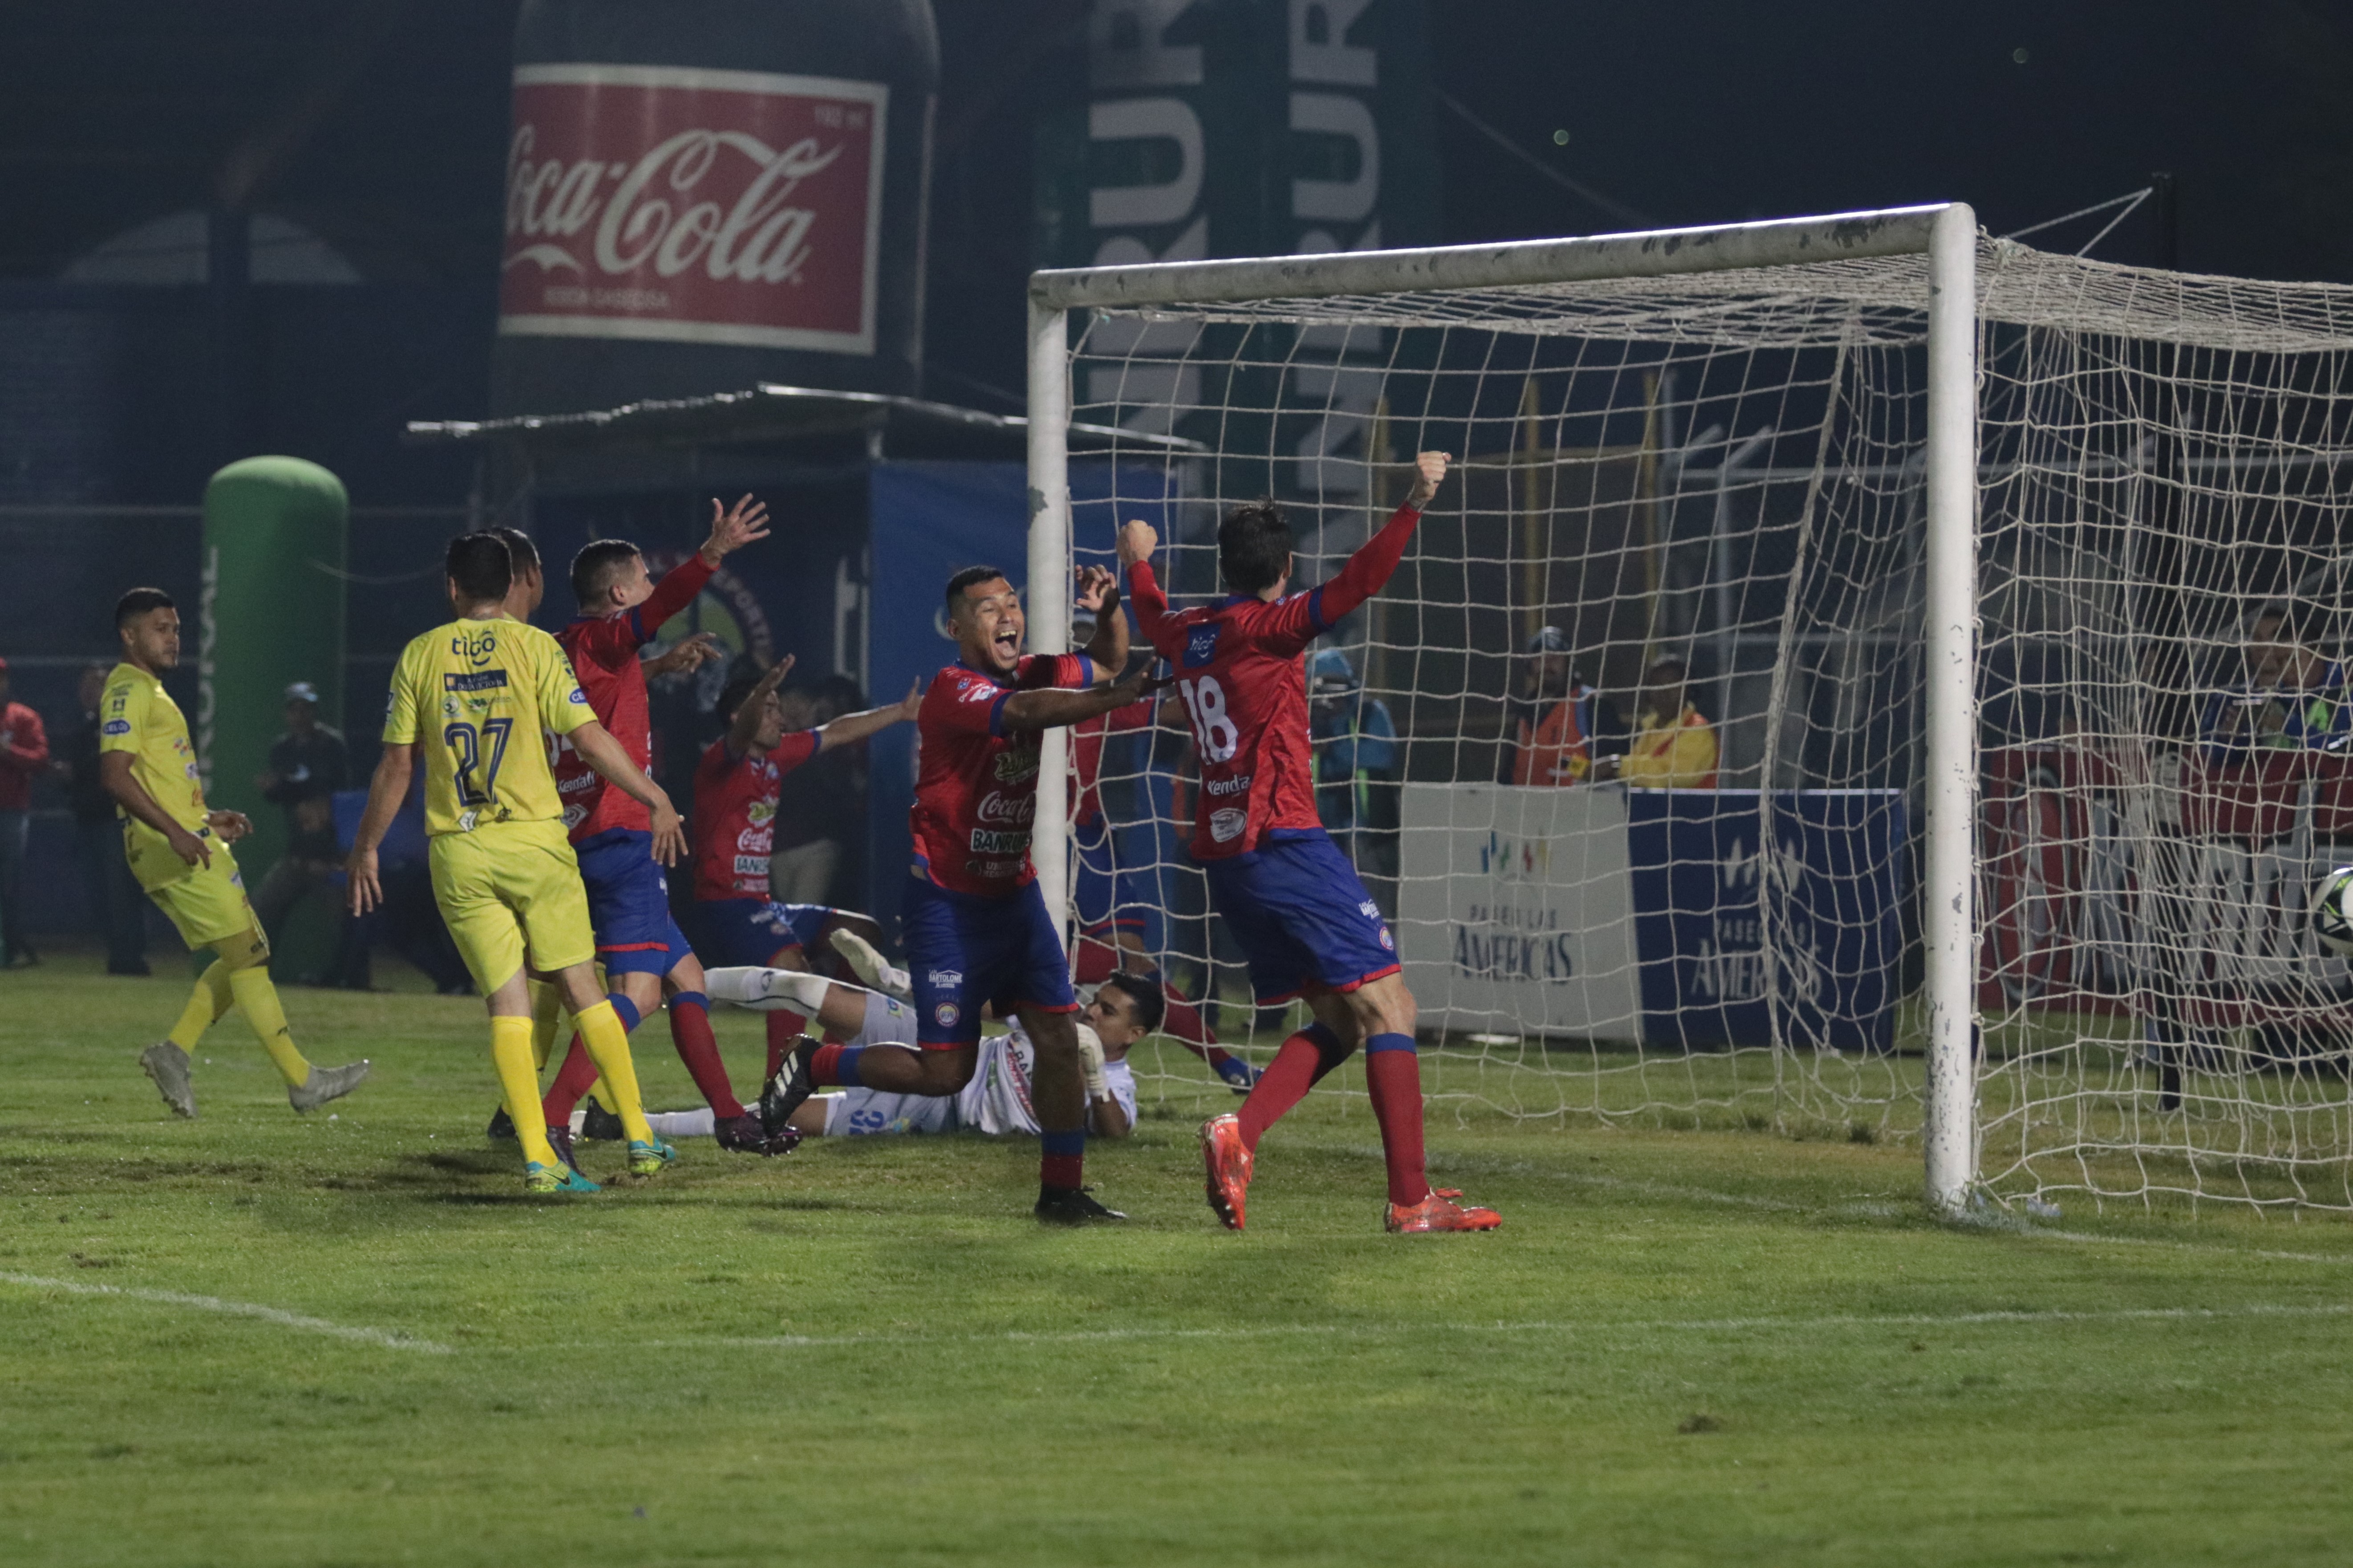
764, 561, 1160, 1223
686, 655, 918, 1079
527, 496, 794, 1158
1123, 451, 1500, 1235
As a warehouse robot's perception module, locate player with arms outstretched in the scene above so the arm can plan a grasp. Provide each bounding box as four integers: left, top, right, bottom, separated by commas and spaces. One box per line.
347, 533, 686, 1193
1123, 452, 1500, 1233
763, 561, 1160, 1222
527, 496, 795, 1157
103, 588, 369, 1120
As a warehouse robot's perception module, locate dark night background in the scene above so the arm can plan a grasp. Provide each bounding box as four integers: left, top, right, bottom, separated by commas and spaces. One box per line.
2, 0, 2347, 508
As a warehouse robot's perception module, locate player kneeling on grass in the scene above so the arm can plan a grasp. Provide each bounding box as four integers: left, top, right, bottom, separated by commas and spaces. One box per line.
102, 588, 370, 1119
347, 533, 687, 1194
696, 966, 1150, 1142
1122, 453, 1499, 1234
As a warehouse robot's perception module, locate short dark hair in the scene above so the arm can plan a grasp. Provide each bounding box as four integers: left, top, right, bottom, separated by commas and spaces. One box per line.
1218, 500, 1294, 595
114, 587, 175, 629
945, 565, 1009, 616
571, 539, 642, 606
446, 533, 514, 605
1098, 971, 1166, 1035
490, 525, 540, 576
717, 660, 774, 723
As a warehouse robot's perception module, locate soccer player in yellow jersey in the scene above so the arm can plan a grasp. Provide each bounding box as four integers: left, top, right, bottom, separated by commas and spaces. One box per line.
101, 587, 370, 1119
345, 534, 684, 1193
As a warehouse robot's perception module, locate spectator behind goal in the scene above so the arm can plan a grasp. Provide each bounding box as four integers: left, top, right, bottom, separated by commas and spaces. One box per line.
1501, 625, 1620, 786
2198, 603, 2350, 761
250, 680, 357, 981
1590, 657, 1718, 789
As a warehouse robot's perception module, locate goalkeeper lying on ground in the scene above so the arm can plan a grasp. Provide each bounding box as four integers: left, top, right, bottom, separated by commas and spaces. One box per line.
678, 968, 1154, 1141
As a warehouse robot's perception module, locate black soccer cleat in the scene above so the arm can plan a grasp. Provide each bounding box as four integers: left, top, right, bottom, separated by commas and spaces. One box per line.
486, 1105, 517, 1142
757, 1036, 823, 1140
580, 1096, 625, 1142
1036, 1185, 1128, 1225
715, 1111, 800, 1157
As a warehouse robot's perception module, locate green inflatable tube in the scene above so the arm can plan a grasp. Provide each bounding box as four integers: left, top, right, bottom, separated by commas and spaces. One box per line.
198, 457, 348, 885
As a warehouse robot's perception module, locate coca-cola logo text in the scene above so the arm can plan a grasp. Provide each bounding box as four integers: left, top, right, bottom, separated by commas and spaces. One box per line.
499, 65, 887, 355
975, 790, 1037, 828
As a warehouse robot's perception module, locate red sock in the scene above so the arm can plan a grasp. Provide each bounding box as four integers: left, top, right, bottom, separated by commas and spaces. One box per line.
765, 1010, 806, 1080
1363, 1035, 1430, 1206
808, 1041, 845, 1086
540, 1033, 599, 1125
1040, 1129, 1085, 1190
1236, 1024, 1340, 1151
668, 993, 743, 1120
1071, 935, 1117, 986
1162, 992, 1220, 1051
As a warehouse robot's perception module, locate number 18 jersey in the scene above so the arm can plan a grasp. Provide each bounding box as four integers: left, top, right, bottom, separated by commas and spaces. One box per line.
384, 615, 595, 837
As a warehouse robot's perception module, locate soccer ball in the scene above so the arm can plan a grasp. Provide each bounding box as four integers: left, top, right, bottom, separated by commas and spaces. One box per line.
2314, 866, 2353, 955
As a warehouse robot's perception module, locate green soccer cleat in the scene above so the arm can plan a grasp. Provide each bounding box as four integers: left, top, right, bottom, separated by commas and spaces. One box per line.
627, 1138, 676, 1177
524, 1160, 600, 1194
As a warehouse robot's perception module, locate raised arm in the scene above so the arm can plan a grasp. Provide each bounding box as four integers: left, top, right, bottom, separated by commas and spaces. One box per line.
344, 743, 414, 913
1075, 564, 1128, 685
1310, 451, 1451, 629
1117, 520, 1176, 652
814, 679, 922, 754
727, 656, 794, 758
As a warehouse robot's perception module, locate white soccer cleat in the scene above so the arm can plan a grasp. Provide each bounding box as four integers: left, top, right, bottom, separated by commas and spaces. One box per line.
828, 929, 912, 1000
703, 965, 838, 1014
289, 1059, 371, 1114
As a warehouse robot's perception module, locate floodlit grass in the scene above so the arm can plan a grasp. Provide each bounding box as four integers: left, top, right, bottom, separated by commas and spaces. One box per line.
5, 950, 2353, 1565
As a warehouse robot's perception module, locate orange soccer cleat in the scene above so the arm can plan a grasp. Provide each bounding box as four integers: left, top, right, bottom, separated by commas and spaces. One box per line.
1199, 1112, 1253, 1231
1384, 1191, 1502, 1234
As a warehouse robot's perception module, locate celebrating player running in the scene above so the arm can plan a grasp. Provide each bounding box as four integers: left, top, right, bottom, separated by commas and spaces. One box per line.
1123, 451, 1501, 1234
763, 559, 1160, 1222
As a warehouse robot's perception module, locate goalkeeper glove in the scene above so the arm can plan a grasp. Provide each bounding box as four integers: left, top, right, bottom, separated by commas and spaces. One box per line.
1076, 1023, 1110, 1100
1215, 1055, 1262, 1091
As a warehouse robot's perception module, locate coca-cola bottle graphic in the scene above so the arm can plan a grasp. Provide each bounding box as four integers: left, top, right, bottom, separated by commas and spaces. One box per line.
493, 0, 938, 416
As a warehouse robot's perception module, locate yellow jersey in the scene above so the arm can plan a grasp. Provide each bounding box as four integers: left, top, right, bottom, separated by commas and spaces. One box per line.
98, 662, 207, 845
384, 615, 594, 837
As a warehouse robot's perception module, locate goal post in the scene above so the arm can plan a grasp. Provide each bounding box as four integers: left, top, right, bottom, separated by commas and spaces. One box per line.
1027, 201, 2353, 1217
1025, 203, 1983, 1212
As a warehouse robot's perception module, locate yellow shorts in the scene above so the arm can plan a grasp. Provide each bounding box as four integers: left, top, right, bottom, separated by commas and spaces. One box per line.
130, 831, 261, 951
428, 818, 595, 994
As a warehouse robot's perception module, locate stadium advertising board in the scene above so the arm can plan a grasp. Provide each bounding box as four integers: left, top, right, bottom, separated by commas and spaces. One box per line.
500, 64, 888, 354
1401, 785, 1905, 1049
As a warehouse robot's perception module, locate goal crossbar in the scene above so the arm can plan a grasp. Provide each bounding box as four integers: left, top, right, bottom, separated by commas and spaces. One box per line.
1025, 203, 1980, 1212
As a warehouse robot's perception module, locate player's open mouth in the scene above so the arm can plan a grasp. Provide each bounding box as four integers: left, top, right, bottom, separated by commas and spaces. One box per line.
992, 629, 1019, 657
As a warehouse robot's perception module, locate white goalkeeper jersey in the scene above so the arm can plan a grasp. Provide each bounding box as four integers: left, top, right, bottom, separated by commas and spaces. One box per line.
957, 1022, 1138, 1136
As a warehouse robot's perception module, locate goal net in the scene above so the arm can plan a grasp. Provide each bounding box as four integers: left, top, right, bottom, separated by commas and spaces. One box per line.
1030, 206, 2353, 1214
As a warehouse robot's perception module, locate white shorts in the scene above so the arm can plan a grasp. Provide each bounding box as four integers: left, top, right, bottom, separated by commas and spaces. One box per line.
818, 989, 953, 1136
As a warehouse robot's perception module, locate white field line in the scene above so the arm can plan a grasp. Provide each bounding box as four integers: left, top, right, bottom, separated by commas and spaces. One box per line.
0, 1271, 452, 1353
629, 1299, 2353, 1354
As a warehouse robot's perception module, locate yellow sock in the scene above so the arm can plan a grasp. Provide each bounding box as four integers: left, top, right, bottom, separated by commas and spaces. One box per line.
574, 1000, 654, 1145
528, 979, 565, 1071
227, 965, 311, 1086
166, 962, 236, 1051
490, 1015, 559, 1169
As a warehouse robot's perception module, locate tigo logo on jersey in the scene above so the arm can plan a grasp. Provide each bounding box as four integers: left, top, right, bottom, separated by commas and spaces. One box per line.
1209, 806, 1248, 843
1183, 623, 1221, 670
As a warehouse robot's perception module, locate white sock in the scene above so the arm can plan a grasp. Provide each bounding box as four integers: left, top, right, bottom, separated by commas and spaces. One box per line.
644, 1107, 717, 1140
704, 966, 838, 1014
829, 930, 912, 1001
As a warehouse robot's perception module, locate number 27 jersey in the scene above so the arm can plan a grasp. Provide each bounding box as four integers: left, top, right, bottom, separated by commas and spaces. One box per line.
383, 616, 595, 837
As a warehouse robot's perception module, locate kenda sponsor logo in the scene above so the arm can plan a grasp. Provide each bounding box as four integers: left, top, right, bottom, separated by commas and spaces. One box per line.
1204, 773, 1252, 797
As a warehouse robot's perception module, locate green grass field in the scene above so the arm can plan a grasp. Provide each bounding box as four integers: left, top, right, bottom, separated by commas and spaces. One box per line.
6, 950, 2353, 1566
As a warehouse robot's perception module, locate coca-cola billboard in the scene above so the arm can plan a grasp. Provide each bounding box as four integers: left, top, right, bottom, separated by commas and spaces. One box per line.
500, 64, 888, 356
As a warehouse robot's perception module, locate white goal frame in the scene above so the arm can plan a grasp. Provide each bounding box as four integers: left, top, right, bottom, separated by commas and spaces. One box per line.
1025, 203, 1981, 1212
